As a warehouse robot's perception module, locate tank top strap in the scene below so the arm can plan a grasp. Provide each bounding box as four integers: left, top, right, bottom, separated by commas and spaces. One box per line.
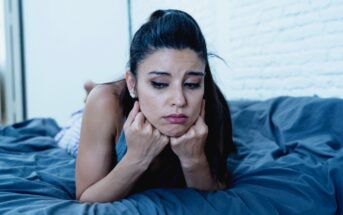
115, 129, 127, 162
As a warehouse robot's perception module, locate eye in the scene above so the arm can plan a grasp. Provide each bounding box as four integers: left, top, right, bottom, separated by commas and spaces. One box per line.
151, 81, 168, 89
184, 82, 201, 89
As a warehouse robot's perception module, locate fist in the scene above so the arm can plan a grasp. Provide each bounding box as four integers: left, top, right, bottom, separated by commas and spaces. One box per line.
123, 101, 169, 166
170, 100, 208, 168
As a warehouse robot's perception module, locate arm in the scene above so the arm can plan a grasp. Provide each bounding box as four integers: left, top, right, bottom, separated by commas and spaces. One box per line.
76, 86, 147, 202
78, 153, 149, 202
76, 88, 168, 202
171, 100, 226, 191
180, 155, 227, 191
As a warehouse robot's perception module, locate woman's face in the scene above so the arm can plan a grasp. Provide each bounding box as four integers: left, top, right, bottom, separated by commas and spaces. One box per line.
127, 48, 205, 137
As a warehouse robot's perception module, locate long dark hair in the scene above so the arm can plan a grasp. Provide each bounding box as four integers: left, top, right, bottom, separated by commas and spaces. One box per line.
120, 9, 235, 186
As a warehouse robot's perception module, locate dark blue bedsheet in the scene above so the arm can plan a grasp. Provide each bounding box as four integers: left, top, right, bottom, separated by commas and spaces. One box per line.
0, 96, 342, 214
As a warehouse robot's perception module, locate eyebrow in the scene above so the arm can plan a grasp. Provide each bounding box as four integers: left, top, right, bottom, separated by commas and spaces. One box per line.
148, 71, 205, 76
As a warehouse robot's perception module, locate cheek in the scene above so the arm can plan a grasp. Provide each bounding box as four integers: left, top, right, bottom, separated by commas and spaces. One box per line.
188, 100, 202, 123
187, 91, 204, 115
137, 92, 161, 121
140, 103, 156, 117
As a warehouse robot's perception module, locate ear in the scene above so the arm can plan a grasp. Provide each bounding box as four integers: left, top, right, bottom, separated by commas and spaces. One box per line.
125, 70, 136, 92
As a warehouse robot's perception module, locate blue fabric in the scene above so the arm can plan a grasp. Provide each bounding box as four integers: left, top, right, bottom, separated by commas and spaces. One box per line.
0, 96, 342, 214
115, 130, 127, 162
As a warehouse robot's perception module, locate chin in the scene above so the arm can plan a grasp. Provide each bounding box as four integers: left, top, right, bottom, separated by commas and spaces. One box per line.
160, 126, 187, 137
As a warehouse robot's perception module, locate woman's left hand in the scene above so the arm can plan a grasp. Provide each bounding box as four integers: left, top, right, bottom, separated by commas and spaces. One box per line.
170, 100, 208, 169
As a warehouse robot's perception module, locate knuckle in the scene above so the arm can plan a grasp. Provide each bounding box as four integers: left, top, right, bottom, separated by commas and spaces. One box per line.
153, 132, 160, 139
131, 125, 140, 133
145, 124, 152, 134
199, 127, 208, 135
123, 123, 128, 131
162, 136, 169, 143
152, 129, 158, 135
135, 113, 142, 120
189, 129, 196, 137
142, 128, 149, 136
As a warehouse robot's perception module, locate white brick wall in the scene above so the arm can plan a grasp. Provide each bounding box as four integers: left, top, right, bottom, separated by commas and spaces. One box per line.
132, 0, 343, 100
213, 0, 343, 100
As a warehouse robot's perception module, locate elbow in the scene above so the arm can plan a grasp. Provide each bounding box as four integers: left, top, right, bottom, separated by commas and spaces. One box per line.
216, 181, 227, 191
77, 191, 97, 203
76, 189, 123, 203
78, 196, 90, 203
76, 190, 82, 201
76, 189, 93, 203
200, 181, 227, 192
76, 185, 86, 202
76, 191, 87, 203
77, 189, 99, 203
208, 182, 227, 192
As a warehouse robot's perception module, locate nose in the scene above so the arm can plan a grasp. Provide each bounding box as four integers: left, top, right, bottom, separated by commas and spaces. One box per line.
171, 85, 186, 107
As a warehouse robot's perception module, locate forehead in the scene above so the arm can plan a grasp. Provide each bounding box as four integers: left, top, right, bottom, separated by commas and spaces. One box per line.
137, 48, 205, 77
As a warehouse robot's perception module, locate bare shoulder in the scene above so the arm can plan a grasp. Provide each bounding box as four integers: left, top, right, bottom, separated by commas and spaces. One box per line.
87, 80, 125, 106
83, 80, 126, 140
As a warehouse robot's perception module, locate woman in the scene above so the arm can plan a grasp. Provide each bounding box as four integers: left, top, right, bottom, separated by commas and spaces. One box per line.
74, 9, 235, 203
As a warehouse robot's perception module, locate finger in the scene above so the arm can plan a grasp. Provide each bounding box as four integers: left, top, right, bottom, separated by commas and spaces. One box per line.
188, 127, 196, 137
152, 126, 161, 137
126, 101, 139, 126
143, 121, 153, 134
133, 112, 145, 128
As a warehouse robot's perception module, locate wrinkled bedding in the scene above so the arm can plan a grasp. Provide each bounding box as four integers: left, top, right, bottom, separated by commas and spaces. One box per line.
0, 96, 342, 214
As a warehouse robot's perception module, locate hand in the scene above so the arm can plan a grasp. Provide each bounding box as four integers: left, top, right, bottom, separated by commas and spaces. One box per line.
123, 101, 169, 168
170, 100, 208, 169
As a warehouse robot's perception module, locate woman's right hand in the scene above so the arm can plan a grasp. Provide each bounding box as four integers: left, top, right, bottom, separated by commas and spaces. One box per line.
123, 101, 169, 168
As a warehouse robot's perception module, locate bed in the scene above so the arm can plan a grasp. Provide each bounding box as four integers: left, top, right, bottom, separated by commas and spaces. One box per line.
0, 96, 342, 214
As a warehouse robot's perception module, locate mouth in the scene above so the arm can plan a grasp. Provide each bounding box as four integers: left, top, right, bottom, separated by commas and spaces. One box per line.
163, 114, 188, 124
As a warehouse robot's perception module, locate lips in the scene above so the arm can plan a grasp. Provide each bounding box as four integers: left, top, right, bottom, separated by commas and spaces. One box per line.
164, 114, 188, 124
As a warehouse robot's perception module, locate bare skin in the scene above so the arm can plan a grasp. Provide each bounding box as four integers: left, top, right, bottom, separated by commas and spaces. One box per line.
83, 80, 96, 102
76, 81, 127, 202
76, 80, 172, 202
76, 49, 225, 203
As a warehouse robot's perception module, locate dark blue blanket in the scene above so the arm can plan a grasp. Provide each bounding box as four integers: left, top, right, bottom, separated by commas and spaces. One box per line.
0, 96, 342, 214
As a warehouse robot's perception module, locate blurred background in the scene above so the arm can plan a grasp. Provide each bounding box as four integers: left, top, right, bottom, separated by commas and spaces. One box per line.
1, 0, 343, 126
